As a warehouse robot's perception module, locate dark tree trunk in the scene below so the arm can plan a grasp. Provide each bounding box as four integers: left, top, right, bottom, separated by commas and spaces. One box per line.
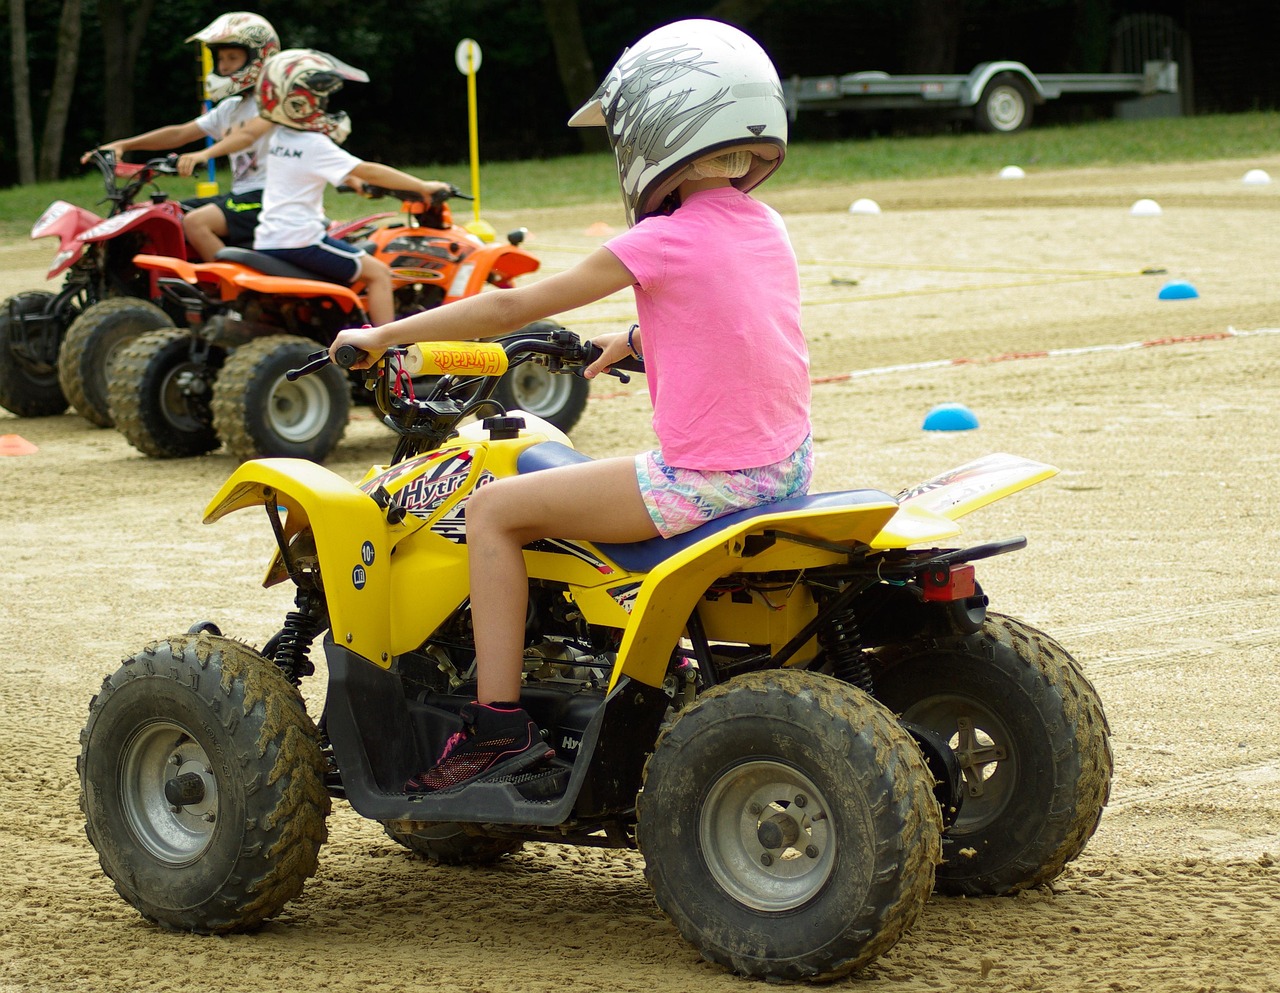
540, 0, 609, 153
38, 0, 84, 182
902, 0, 963, 73
9, 0, 37, 184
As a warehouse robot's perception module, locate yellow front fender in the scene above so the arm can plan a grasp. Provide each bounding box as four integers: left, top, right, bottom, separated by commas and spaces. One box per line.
204, 458, 407, 666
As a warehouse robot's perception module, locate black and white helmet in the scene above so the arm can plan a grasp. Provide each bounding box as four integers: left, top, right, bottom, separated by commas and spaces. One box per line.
569, 19, 787, 227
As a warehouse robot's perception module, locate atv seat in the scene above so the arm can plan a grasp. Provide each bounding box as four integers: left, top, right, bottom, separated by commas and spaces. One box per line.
516, 441, 895, 573
214, 247, 343, 284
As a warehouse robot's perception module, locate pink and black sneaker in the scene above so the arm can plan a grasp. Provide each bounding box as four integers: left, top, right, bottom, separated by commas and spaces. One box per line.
406, 702, 554, 793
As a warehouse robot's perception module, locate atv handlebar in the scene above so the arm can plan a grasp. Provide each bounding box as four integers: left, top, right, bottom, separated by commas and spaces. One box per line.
286, 327, 644, 460
85, 149, 180, 211
337, 183, 472, 206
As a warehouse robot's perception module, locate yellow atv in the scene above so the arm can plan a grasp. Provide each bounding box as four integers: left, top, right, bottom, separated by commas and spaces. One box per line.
78, 327, 1111, 981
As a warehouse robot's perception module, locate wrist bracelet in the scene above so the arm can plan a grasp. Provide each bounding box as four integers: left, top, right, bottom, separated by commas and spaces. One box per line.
626, 324, 642, 360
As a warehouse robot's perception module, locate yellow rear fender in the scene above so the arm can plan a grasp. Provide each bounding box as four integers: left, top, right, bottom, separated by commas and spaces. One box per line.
872, 453, 1058, 549
609, 492, 900, 690
204, 458, 410, 666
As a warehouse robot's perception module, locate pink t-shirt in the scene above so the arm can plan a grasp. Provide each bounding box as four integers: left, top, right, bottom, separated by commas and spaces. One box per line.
605, 187, 810, 471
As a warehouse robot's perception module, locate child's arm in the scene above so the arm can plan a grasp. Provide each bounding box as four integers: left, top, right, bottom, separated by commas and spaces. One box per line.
345, 161, 450, 202
176, 117, 273, 177
330, 247, 636, 370
82, 121, 204, 164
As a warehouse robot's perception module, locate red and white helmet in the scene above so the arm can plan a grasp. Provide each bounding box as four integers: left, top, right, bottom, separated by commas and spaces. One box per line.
569, 19, 787, 226
186, 12, 280, 103
257, 49, 369, 145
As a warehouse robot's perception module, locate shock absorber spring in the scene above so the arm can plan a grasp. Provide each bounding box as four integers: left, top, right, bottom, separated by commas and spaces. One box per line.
269, 590, 327, 685
820, 608, 873, 694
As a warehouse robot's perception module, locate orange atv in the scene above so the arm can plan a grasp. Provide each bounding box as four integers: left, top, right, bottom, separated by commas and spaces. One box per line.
105, 185, 571, 463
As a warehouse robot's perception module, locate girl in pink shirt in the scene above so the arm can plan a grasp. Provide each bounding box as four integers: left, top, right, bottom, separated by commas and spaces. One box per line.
329, 19, 811, 792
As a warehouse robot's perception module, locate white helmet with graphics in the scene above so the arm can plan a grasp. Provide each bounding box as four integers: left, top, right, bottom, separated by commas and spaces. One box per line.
257, 49, 369, 145
186, 12, 280, 103
568, 19, 787, 227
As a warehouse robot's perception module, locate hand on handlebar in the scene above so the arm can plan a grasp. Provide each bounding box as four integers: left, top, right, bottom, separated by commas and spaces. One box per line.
329, 326, 384, 370
82, 144, 121, 165
582, 330, 638, 380
176, 151, 208, 178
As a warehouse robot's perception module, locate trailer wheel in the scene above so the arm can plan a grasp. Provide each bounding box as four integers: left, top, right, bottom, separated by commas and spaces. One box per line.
975, 73, 1034, 133
58, 297, 171, 428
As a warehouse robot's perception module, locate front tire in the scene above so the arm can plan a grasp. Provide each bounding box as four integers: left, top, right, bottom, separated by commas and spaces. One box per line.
58, 297, 171, 427
108, 329, 221, 458
0, 290, 67, 417
212, 335, 350, 462
78, 633, 330, 933
873, 613, 1112, 896
638, 669, 941, 981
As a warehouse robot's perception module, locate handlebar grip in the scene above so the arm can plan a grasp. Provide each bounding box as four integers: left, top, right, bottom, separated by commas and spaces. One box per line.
584, 340, 646, 375
333, 344, 368, 369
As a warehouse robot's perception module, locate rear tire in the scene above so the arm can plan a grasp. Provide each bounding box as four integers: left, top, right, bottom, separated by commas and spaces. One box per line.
58, 297, 171, 428
108, 329, 221, 458
212, 335, 350, 462
0, 290, 67, 417
639, 669, 940, 981
873, 613, 1112, 896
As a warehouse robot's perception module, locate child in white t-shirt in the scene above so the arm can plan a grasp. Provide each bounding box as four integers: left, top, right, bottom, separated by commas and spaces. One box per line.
180, 49, 446, 325
83, 12, 279, 261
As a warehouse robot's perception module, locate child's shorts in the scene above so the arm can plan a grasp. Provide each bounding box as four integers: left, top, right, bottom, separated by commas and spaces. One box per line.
256, 235, 364, 284
635, 435, 814, 539
182, 191, 263, 248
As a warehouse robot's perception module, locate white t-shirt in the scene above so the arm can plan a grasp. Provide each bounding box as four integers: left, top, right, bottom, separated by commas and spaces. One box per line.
253, 127, 362, 250
194, 95, 268, 195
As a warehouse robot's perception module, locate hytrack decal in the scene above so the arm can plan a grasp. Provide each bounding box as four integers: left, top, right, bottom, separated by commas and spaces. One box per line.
430, 469, 497, 543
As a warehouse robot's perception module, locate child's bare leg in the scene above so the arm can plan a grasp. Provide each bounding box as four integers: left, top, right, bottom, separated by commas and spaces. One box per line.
358, 256, 394, 325
183, 203, 229, 261
464, 456, 657, 703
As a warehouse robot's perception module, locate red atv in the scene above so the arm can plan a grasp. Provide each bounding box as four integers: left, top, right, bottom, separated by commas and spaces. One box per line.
106, 186, 569, 463
0, 150, 202, 423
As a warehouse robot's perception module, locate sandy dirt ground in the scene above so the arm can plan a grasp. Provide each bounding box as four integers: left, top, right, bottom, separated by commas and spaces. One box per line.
2, 157, 1279, 992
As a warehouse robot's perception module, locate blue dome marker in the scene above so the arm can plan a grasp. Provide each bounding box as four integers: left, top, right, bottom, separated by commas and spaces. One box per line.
1158, 280, 1199, 300
923, 403, 979, 431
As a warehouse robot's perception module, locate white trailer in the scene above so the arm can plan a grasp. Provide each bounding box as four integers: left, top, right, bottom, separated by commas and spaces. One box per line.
782, 60, 1179, 133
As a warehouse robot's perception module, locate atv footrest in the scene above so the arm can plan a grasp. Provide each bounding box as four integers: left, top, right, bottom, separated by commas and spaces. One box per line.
497, 759, 571, 802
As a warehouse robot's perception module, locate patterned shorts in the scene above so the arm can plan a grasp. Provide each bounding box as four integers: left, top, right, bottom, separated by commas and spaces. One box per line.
635, 435, 814, 539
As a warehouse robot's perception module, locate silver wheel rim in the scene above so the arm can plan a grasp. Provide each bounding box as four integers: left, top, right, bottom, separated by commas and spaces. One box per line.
120, 720, 219, 864
157, 359, 207, 432
506, 365, 574, 418
699, 759, 836, 912
987, 85, 1026, 131
902, 694, 1016, 834
266, 372, 330, 443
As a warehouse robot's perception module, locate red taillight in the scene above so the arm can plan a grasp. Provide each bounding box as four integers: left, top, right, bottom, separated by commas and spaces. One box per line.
921, 563, 976, 602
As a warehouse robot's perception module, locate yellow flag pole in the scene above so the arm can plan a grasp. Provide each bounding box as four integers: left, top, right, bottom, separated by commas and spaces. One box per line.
458, 39, 495, 243
196, 44, 220, 197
